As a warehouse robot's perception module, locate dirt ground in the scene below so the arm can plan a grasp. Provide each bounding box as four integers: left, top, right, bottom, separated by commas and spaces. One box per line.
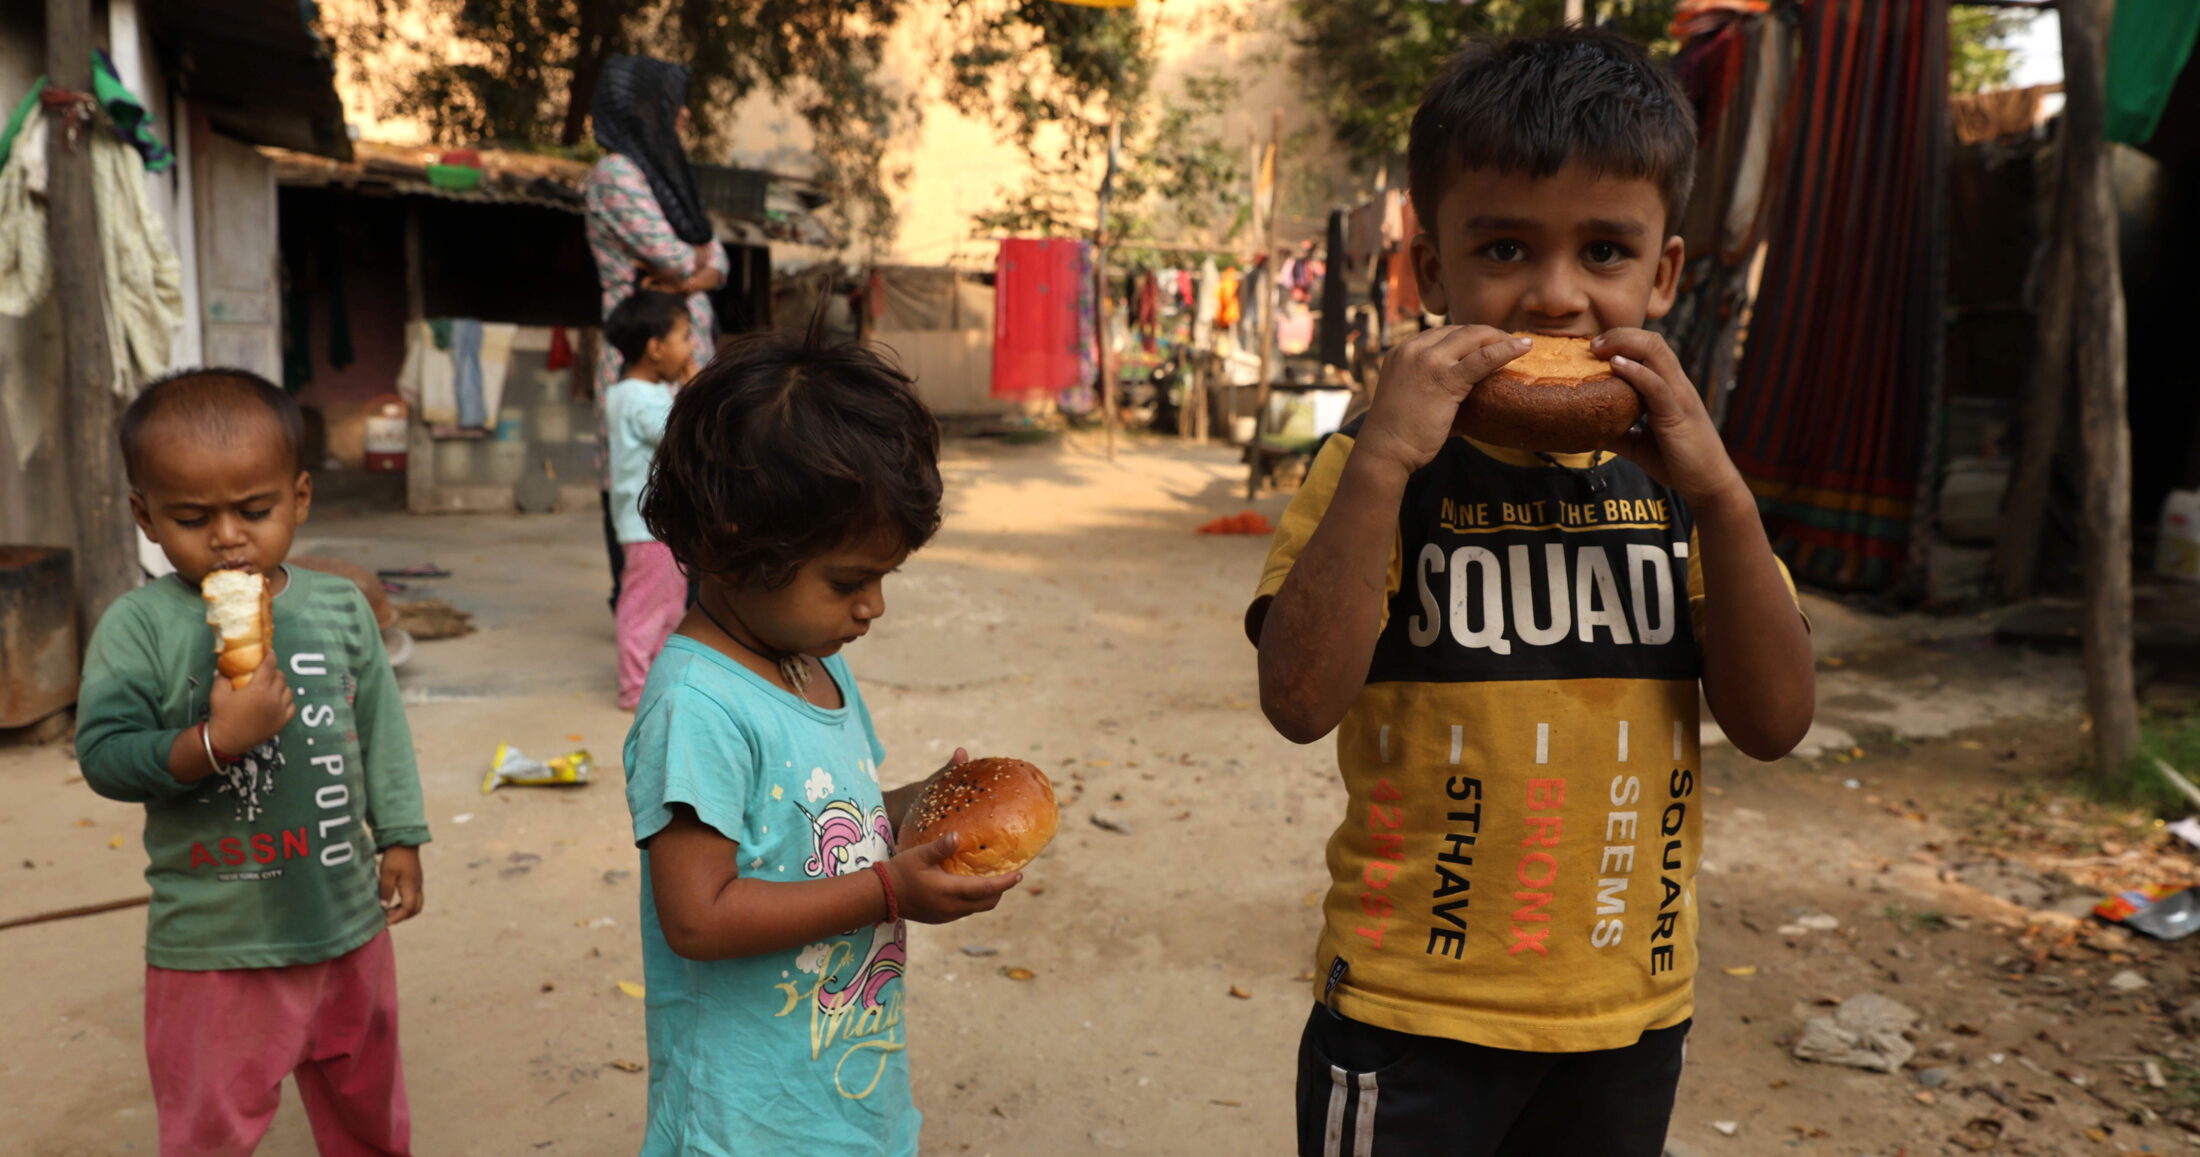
7, 435, 2200, 1156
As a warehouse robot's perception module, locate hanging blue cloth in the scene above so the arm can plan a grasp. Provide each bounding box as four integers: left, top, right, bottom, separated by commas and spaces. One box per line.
450, 319, 487, 429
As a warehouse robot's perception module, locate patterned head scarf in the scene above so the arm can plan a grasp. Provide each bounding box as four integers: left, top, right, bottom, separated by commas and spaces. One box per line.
591, 55, 712, 244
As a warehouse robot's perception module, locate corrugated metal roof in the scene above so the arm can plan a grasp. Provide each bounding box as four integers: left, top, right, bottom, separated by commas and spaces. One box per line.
267, 142, 588, 212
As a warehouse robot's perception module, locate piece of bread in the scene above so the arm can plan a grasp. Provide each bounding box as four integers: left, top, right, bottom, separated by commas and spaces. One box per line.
202, 568, 272, 690
1452, 333, 1641, 453
902, 758, 1060, 877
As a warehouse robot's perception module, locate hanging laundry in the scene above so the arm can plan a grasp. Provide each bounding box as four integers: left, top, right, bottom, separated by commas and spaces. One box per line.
399, 320, 459, 427
1277, 303, 1315, 357
1192, 257, 1220, 349
1721, 0, 1947, 591
992, 238, 1093, 401
91, 50, 173, 172
547, 326, 575, 370
0, 90, 182, 396
1215, 267, 1242, 329
0, 51, 171, 174
2106, 0, 2200, 144
451, 320, 487, 429
1135, 271, 1161, 353
478, 323, 518, 432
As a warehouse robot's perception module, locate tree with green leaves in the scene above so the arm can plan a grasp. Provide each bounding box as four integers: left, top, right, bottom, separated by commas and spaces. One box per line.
1949, 8, 2022, 96
1291, 1, 2033, 167
324, 0, 915, 246
1289, 0, 1676, 166
941, 1, 1249, 256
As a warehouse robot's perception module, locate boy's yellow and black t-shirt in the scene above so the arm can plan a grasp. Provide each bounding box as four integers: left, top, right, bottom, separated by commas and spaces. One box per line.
1249, 422, 1795, 1053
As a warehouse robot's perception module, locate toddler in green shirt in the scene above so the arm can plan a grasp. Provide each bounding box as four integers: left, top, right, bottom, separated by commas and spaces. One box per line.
77, 368, 430, 1155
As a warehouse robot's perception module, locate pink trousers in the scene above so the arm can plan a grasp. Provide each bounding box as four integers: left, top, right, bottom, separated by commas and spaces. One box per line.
617, 540, 686, 709
145, 931, 410, 1156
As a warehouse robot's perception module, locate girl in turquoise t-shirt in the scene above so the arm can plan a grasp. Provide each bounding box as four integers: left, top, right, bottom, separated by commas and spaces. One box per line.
621, 324, 1020, 1155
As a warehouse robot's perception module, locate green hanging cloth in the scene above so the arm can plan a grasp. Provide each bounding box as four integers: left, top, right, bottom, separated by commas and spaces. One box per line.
2106, 0, 2200, 147
0, 52, 174, 173
0, 79, 45, 174
92, 49, 174, 173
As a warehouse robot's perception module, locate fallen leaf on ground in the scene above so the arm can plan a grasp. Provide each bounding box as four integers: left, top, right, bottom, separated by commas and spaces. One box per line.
567, 734, 585, 743
73, 819, 95, 828
108, 835, 124, 849
617, 981, 646, 998
1229, 985, 1252, 999
608, 1060, 643, 1073
1001, 967, 1035, 980
1722, 965, 1758, 977
540, 982, 555, 992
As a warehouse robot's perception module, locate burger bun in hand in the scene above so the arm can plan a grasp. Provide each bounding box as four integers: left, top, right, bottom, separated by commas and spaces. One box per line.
1451, 333, 1641, 453
901, 758, 1061, 877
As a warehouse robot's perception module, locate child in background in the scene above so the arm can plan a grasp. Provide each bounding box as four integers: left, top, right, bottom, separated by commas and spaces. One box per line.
623, 326, 1018, 1155
1250, 30, 1814, 1156
605, 290, 698, 710
78, 368, 430, 1155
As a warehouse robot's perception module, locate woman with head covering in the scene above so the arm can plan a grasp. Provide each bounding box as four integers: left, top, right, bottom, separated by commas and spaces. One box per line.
585, 54, 727, 611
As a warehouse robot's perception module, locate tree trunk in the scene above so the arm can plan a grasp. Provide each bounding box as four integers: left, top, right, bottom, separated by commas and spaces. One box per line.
2061, 0, 2140, 776
46, 0, 134, 639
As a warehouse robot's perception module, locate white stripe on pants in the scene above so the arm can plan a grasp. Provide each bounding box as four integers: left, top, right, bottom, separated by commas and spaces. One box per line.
1324, 1066, 1381, 1157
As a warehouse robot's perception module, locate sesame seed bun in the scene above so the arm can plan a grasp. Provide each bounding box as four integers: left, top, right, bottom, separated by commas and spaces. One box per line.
1452, 333, 1641, 453
902, 758, 1060, 877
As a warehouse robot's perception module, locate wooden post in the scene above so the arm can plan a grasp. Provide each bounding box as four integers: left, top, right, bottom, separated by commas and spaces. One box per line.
2061, 0, 2139, 776
47, 0, 135, 637
1247, 109, 1282, 500
1097, 117, 1121, 463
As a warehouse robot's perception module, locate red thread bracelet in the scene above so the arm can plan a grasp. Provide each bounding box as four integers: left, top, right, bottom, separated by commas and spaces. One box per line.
870, 862, 899, 925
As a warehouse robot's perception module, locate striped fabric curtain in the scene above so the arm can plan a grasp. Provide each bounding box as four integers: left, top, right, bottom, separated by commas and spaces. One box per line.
1720, 0, 1950, 592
